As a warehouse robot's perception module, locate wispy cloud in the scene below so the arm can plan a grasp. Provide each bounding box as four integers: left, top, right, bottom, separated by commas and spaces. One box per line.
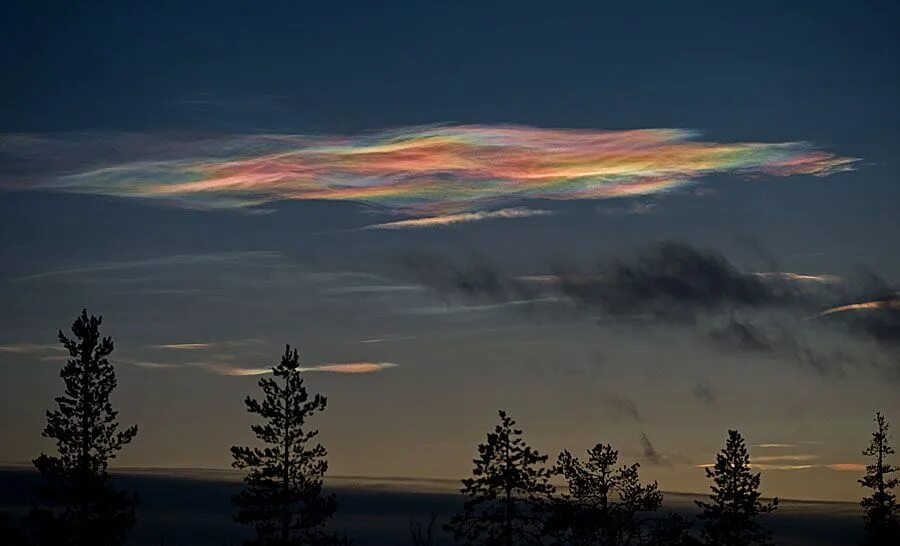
191, 362, 271, 376
128, 360, 182, 370
364, 208, 553, 230
603, 395, 643, 422
393, 297, 562, 316
693, 380, 717, 405
752, 272, 844, 284
752, 454, 819, 462
326, 285, 424, 295
359, 335, 417, 344
697, 462, 859, 472
640, 432, 671, 467
151, 339, 263, 351
753, 443, 797, 448
14, 251, 281, 281
0, 343, 63, 355
5, 125, 856, 218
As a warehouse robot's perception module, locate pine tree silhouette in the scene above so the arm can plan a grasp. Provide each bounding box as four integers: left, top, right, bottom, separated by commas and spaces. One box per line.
546, 443, 664, 545
859, 412, 900, 545
444, 410, 554, 546
32, 309, 138, 546
231, 345, 338, 546
695, 430, 777, 546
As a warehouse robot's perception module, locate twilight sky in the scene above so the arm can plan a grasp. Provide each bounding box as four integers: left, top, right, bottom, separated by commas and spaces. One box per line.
1, 0, 898, 502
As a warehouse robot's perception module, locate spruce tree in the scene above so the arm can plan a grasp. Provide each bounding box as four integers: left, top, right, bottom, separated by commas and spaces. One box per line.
859, 412, 899, 545
231, 345, 338, 546
695, 430, 777, 546
546, 443, 664, 545
444, 410, 554, 546
32, 309, 138, 546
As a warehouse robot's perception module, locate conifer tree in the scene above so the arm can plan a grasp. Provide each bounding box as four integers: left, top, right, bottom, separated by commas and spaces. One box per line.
695, 430, 777, 546
546, 443, 664, 545
32, 309, 138, 546
859, 412, 900, 545
445, 410, 554, 546
231, 345, 338, 546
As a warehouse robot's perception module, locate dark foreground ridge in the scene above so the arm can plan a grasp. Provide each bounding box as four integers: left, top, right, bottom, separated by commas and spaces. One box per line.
0, 467, 862, 546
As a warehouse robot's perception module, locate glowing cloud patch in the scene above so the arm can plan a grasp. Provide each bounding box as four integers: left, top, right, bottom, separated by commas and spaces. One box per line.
18, 125, 855, 217
299, 362, 398, 374
818, 297, 900, 317
826, 463, 865, 472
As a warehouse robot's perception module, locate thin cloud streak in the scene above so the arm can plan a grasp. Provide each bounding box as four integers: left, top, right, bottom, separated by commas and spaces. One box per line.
300, 362, 398, 374
151, 339, 263, 351
697, 462, 860, 472
752, 455, 819, 462
752, 272, 844, 284
359, 335, 417, 344
0, 343, 63, 354
364, 208, 553, 230
192, 361, 399, 376
14, 251, 281, 281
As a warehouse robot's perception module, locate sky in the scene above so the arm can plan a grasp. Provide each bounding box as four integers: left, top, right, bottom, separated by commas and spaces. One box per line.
0, 0, 898, 502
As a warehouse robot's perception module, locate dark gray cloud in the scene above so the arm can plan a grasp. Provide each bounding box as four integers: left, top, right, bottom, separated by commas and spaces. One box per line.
401, 242, 819, 322
640, 432, 670, 467
398, 242, 899, 382
603, 395, 643, 422
693, 380, 716, 405
707, 318, 853, 377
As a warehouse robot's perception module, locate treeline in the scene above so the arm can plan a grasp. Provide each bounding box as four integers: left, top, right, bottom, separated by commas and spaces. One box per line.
1, 310, 898, 545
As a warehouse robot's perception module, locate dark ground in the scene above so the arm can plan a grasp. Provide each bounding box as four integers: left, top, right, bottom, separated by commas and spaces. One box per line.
0, 467, 863, 545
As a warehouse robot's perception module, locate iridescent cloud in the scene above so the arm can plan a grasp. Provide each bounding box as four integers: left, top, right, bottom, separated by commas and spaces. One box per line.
18, 125, 855, 217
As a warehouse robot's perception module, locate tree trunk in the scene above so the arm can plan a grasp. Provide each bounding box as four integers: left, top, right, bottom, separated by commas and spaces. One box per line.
281, 380, 291, 545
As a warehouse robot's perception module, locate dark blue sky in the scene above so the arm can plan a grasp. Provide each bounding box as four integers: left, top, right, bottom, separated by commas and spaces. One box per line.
2, 0, 897, 139
1, 0, 898, 501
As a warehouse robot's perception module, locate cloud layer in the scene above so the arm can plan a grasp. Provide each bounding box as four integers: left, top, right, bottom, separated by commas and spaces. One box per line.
4, 125, 855, 217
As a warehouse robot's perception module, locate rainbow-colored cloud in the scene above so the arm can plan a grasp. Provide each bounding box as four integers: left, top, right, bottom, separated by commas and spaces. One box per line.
31, 125, 855, 220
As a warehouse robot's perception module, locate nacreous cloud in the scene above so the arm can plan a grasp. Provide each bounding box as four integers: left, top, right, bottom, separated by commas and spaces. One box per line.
7, 125, 856, 218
